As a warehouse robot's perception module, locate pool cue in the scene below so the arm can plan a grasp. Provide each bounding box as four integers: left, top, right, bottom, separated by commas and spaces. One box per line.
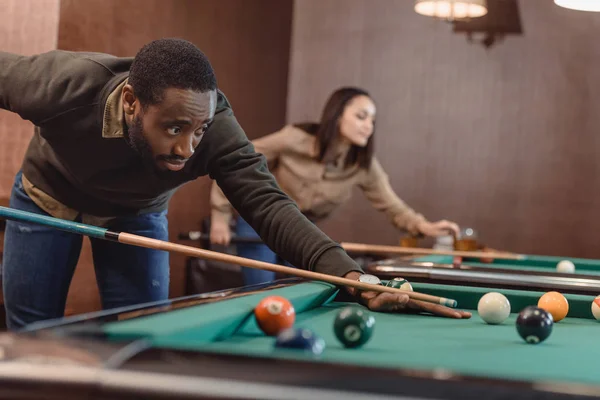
341, 242, 524, 261
178, 231, 262, 244
180, 231, 523, 261
0, 206, 458, 308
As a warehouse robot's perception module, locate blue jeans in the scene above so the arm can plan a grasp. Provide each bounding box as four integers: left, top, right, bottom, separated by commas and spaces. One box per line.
235, 216, 291, 285
2, 171, 170, 331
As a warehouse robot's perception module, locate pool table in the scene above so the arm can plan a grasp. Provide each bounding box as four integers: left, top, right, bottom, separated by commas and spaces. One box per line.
417, 254, 600, 273
1, 278, 600, 399
367, 253, 600, 295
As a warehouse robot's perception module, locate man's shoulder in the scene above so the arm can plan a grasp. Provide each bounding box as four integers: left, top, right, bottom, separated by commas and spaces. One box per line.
214, 89, 233, 113
33, 50, 131, 104
51, 50, 133, 77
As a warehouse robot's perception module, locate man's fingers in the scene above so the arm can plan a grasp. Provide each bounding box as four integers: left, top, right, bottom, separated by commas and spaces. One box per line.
357, 291, 472, 319
407, 299, 472, 319
363, 292, 410, 312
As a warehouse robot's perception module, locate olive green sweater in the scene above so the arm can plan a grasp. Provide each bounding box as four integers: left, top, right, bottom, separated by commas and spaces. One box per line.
0, 50, 362, 277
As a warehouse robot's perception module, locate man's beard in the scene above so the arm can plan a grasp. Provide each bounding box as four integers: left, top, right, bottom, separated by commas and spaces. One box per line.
125, 115, 176, 179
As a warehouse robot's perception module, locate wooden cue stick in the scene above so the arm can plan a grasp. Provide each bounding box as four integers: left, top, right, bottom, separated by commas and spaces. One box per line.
179, 231, 523, 260
0, 206, 458, 308
341, 242, 524, 261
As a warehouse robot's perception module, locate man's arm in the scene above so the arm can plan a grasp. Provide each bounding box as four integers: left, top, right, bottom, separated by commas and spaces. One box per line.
197, 95, 471, 318
200, 93, 363, 278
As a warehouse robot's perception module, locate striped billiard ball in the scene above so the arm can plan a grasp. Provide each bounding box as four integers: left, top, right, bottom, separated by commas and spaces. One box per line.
385, 277, 413, 291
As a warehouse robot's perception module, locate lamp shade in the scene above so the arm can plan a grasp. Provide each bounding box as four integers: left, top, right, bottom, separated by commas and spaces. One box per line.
554, 0, 600, 12
415, 0, 488, 19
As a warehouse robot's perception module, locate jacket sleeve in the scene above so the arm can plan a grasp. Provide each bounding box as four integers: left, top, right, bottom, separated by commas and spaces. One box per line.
201, 96, 362, 277
0, 50, 108, 125
210, 126, 293, 226
358, 157, 428, 235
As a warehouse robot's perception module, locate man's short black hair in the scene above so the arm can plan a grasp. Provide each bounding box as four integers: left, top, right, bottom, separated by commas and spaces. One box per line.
129, 38, 217, 106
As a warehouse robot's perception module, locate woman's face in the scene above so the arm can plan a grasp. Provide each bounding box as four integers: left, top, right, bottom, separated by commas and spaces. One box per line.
338, 95, 376, 147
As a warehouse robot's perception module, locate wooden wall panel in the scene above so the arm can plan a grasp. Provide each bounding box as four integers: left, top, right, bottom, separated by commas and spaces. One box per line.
56, 0, 292, 312
287, 0, 600, 258
0, 0, 60, 199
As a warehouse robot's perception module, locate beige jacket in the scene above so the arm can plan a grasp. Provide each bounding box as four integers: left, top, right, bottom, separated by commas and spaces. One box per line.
210, 125, 428, 234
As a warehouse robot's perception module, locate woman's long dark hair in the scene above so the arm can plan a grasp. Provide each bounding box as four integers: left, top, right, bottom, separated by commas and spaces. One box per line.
295, 87, 375, 169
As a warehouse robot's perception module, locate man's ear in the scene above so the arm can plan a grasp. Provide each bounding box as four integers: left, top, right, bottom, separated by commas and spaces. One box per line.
122, 84, 137, 117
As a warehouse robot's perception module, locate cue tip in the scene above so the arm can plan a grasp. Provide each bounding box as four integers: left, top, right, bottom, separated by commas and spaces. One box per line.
441, 298, 457, 308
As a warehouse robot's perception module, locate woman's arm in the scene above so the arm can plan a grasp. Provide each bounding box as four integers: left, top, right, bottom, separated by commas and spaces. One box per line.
358, 158, 459, 237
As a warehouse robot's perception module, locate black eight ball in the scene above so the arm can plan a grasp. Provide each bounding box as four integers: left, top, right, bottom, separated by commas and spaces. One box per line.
516, 306, 553, 344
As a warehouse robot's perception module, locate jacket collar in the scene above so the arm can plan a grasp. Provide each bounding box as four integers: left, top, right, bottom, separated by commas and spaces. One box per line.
101, 78, 128, 139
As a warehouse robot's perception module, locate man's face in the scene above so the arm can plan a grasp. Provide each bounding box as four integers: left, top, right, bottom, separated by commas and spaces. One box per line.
124, 87, 217, 175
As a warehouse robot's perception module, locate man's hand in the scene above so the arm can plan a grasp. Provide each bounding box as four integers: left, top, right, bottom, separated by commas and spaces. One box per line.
417, 219, 460, 238
209, 219, 232, 246
343, 272, 472, 319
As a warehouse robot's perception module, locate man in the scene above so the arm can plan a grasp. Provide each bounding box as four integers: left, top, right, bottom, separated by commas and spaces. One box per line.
0, 38, 470, 330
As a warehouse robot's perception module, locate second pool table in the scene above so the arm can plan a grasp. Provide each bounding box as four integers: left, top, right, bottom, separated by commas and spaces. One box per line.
417, 253, 600, 273
367, 252, 600, 295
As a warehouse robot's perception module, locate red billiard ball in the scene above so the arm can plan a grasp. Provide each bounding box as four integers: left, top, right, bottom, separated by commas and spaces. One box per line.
254, 296, 295, 336
452, 256, 463, 268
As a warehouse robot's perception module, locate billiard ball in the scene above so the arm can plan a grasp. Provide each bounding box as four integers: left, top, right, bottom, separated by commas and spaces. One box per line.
479, 247, 494, 263
333, 306, 375, 348
516, 306, 553, 344
477, 292, 511, 324
275, 327, 325, 355
452, 256, 463, 268
385, 277, 413, 291
556, 260, 575, 274
254, 296, 295, 336
537, 291, 569, 322
591, 295, 600, 320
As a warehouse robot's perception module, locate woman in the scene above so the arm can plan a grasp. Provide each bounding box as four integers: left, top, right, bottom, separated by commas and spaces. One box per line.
210, 87, 459, 285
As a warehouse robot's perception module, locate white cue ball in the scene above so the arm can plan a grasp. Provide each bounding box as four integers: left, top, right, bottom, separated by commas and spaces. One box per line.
477, 292, 511, 325
556, 260, 575, 274
592, 295, 600, 320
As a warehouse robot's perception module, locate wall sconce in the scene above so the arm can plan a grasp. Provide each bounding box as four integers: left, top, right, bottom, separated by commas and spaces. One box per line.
554, 0, 600, 12
414, 0, 488, 20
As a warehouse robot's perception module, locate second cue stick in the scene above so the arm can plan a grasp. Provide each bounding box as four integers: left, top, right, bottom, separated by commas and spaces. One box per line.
341, 242, 524, 260
179, 231, 523, 261
0, 206, 458, 308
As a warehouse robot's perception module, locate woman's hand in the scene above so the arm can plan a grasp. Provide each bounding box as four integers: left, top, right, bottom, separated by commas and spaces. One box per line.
210, 219, 232, 246
417, 220, 460, 238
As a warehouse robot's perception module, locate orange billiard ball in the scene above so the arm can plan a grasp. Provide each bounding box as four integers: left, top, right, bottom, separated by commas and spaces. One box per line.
254, 295, 295, 336
479, 247, 494, 263
537, 291, 569, 322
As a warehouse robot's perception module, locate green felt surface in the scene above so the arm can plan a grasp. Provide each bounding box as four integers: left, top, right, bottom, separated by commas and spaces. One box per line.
417, 254, 600, 273
104, 281, 600, 387
104, 281, 339, 342
202, 305, 600, 386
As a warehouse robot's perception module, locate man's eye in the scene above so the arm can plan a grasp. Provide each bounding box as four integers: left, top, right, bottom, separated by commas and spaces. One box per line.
167, 126, 182, 136
197, 125, 209, 135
